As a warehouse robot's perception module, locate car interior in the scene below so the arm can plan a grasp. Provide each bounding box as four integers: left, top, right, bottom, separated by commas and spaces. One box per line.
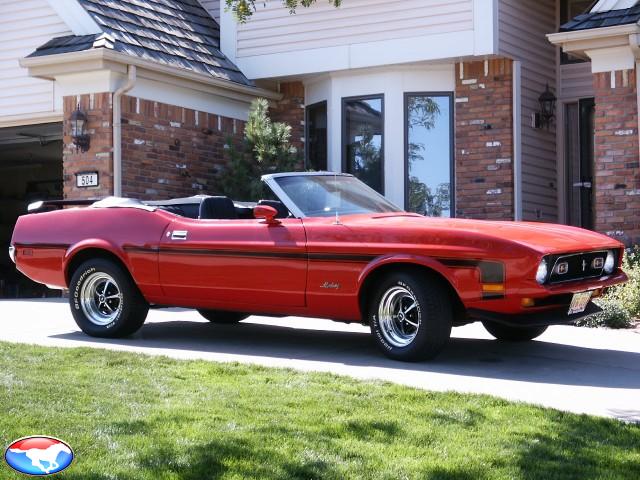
145, 196, 292, 220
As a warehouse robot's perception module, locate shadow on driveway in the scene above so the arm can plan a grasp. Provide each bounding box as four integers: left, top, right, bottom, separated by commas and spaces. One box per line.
50, 316, 640, 390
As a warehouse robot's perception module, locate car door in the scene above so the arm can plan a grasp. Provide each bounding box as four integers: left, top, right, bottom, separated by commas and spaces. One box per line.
158, 217, 308, 308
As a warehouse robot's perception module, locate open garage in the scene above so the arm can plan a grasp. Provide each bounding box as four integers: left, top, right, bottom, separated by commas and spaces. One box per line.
0, 122, 62, 298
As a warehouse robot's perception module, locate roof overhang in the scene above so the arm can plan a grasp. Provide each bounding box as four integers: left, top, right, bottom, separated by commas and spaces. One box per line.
548, 24, 640, 72
20, 48, 281, 103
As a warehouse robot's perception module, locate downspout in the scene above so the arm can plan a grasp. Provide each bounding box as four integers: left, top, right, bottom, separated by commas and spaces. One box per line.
113, 65, 137, 197
512, 60, 523, 221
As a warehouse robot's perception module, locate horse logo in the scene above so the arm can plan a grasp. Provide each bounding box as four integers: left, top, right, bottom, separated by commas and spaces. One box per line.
5, 436, 74, 476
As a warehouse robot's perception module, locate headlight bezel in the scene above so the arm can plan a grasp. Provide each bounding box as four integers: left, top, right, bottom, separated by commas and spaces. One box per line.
535, 258, 549, 285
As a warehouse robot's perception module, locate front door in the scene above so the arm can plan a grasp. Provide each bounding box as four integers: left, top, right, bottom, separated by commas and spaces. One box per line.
565, 98, 595, 229
158, 218, 308, 308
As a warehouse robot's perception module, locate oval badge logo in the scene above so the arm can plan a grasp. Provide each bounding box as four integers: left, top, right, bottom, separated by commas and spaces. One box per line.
5, 436, 73, 476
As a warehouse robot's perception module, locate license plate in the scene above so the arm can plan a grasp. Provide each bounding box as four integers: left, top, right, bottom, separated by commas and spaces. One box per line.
568, 291, 593, 315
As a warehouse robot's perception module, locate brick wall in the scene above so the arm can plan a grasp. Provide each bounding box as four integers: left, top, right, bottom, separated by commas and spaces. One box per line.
455, 59, 514, 220
63, 93, 114, 199
121, 95, 245, 200
593, 70, 640, 246
269, 81, 305, 154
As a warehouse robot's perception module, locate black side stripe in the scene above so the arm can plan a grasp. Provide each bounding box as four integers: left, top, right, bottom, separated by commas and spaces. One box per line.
14, 243, 71, 249
124, 246, 377, 263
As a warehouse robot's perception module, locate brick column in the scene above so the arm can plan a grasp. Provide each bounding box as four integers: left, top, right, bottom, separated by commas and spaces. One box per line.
455, 59, 514, 220
269, 81, 305, 154
120, 95, 245, 199
63, 93, 114, 199
593, 69, 640, 246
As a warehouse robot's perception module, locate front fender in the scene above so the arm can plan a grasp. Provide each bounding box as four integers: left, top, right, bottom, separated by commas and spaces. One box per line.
357, 254, 463, 295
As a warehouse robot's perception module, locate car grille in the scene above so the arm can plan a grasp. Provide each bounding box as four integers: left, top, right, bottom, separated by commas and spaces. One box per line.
548, 251, 608, 284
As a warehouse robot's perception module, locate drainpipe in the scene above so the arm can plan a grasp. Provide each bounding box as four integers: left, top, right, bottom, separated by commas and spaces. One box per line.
112, 65, 137, 197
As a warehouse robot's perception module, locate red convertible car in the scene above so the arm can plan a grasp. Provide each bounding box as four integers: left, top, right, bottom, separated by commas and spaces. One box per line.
10, 172, 627, 361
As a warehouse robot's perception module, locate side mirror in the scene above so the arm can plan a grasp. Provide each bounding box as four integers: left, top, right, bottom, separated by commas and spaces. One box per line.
253, 205, 280, 225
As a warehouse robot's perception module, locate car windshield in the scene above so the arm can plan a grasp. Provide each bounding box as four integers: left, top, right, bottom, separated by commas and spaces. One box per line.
273, 174, 403, 217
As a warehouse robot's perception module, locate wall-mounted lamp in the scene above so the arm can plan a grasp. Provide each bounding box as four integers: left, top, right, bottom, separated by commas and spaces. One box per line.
70, 105, 90, 152
532, 84, 557, 129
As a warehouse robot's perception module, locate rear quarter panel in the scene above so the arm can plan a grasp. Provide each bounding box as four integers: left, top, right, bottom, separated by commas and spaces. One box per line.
11, 207, 172, 297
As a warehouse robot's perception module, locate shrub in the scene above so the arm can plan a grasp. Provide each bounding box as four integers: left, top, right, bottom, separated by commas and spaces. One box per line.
576, 246, 640, 329
214, 98, 300, 200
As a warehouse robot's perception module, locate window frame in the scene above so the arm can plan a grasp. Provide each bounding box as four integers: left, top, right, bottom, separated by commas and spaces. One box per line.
341, 93, 385, 195
304, 100, 328, 171
403, 91, 455, 217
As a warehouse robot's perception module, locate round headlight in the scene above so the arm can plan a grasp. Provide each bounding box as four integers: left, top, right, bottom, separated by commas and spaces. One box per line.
536, 258, 548, 285
604, 250, 616, 274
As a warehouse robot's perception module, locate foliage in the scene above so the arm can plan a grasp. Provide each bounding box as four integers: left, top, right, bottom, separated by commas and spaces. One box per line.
577, 246, 640, 329
346, 125, 383, 193
226, 0, 341, 22
214, 98, 300, 201
1, 342, 640, 479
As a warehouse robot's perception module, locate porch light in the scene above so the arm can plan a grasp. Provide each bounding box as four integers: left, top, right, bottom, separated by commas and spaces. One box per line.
538, 84, 557, 129
70, 105, 90, 152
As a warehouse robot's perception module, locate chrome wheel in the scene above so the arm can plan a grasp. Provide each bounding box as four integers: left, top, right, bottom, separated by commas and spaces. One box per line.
377, 285, 420, 348
80, 272, 123, 326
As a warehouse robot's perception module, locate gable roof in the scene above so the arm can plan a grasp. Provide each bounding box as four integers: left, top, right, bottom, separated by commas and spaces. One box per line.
27, 0, 252, 87
561, 3, 640, 31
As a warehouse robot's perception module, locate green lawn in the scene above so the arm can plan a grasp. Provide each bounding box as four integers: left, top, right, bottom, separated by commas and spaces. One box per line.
0, 342, 638, 480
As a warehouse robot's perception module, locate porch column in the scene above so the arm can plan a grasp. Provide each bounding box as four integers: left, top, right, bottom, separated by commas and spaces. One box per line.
455, 59, 515, 220
593, 69, 640, 246
63, 93, 114, 199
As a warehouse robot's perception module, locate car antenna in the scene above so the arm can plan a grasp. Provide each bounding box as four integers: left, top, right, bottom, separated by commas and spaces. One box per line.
333, 172, 341, 225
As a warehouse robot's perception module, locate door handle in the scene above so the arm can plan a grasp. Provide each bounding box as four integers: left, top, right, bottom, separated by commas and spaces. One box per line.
171, 230, 188, 240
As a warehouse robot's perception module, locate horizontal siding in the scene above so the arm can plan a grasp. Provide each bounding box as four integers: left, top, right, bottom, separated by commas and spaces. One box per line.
559, 62, 594, 100
198, 0, 220, 22
0, 0, 71, 120
499, 0, 558, 222
236, 0, 474, 58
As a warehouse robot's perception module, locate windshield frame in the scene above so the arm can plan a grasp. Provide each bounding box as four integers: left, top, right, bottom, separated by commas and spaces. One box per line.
262, 172, 403, 219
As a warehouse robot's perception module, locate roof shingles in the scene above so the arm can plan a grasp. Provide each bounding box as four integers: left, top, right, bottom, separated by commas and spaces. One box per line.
561, 4, 640, 31
27, 0, 253, 87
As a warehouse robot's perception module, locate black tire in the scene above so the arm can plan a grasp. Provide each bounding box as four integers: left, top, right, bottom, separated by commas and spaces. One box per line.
69, 258, 149, 338
482, 321, 548, 342
368, 271, 452, 362
198, 310, 249, 324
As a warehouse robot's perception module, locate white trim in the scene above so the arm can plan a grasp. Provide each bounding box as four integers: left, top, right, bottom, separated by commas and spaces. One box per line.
591, 0, 637, 12
20, 48, 280, 101
44, 0, 101, 35
512, 60, 522, 221
0, 112, 63, 129
587, 46, 636, 73
237, 30, 475, 79
547, 24, 639, 45
473, 0, 499, 55
220, 4, 237, 64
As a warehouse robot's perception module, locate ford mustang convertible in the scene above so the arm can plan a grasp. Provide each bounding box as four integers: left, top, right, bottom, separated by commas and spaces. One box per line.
10, 172, 627, 361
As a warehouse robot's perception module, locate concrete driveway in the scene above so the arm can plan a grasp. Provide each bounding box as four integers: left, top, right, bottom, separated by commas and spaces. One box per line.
1, 299, 639, 422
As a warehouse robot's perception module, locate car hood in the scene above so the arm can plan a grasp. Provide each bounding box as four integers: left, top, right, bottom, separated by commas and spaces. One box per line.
341, 213, 622, 254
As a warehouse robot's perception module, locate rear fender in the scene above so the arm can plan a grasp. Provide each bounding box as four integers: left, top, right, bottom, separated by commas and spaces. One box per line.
63, 239, 128, 282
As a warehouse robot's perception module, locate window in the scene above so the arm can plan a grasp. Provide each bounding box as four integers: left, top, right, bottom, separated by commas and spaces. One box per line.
560, 0, 595, 64
405, 93, 454, 217
342, 95, 384, 194
305, 101, 327, 171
